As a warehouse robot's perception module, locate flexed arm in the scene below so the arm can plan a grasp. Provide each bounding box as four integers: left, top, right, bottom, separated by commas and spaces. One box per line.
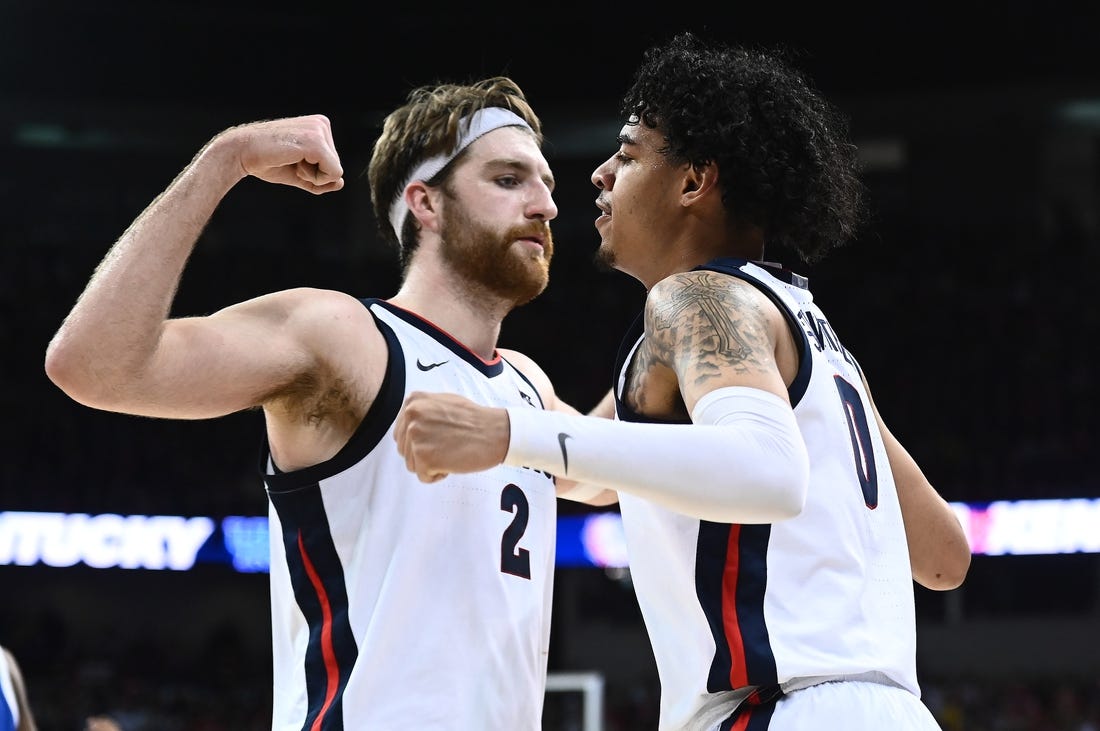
44, 116, 345, 419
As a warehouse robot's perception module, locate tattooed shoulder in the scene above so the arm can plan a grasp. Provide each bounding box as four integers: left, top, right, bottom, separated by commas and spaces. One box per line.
644, 271, 774, 387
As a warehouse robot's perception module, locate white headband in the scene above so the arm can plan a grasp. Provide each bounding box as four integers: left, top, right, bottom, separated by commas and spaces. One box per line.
388, 106, 532, 240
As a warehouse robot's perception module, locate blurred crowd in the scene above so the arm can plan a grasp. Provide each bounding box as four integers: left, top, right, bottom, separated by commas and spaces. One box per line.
10, 644, 1100, 731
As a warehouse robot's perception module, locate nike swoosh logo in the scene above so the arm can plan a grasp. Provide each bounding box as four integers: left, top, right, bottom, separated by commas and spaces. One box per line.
416, 359, 450, 371
557, 432, 572, 473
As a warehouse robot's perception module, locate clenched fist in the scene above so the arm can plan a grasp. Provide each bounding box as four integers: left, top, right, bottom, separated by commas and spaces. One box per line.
211, 114, 345, 194
394, 391, 511, 483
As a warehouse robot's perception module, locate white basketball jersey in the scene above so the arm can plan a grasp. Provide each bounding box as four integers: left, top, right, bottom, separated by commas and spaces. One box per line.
614, 259, 919, 731
263, 299, 557, 731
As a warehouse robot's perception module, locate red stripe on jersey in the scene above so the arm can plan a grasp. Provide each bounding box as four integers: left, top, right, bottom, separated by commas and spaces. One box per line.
298, 530, 340, 731
730, 705, 753, 731
722, 524, 749, 688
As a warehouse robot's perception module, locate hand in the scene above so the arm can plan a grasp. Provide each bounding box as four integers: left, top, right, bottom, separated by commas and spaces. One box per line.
84, 716, 123, 731
394, 391, 510, 483
218, 115, 344, 194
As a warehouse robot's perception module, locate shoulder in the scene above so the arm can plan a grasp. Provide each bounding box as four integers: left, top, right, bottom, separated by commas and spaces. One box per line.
647, 268, 770, 307
217, 287, 371, 326
644, 269, 777, 334
498, 348, 562, 410
263, 287, 373, 320
498, 348, 550, 389
241, 287, 382, 346
260, 290, 390, 454
242, 288, 388, 397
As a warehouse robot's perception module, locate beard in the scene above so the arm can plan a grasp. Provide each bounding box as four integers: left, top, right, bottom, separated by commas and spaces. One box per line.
593, 242, 616, 273
439, 197, 554, 306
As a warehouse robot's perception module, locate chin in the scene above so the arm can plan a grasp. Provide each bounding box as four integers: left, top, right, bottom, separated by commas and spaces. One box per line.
502, 262, 550, 306
594, 244, 617, 273
511, 277, 549, 306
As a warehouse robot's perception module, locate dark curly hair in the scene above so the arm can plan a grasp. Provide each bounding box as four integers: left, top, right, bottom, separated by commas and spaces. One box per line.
621, 32, 866, 263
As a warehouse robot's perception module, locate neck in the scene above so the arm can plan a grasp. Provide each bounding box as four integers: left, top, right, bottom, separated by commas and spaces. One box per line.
635, 240, 739, 291
388, 261, 509, 360
651, 223, 766, 287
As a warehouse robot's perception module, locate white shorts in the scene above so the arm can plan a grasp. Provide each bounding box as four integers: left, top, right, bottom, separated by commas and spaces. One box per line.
724, 680, 941, 730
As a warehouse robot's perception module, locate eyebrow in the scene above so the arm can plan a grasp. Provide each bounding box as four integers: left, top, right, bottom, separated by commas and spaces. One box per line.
617, 132, 637, 146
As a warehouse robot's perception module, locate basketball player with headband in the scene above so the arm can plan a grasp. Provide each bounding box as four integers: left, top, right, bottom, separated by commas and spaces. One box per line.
47, 77, 611, 730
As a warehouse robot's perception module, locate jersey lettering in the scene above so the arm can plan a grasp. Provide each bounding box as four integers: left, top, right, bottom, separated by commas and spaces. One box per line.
798, 310, 858, 369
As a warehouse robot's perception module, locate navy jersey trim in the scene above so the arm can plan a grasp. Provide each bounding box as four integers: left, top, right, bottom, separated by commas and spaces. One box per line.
611, 310, 644, 422
696, 258, 812, 407
269, 485, 357, 731
612, 266, 781, 698
261, 305, 406, 492
611, 311, 685, 425
501, 356, 547, 409
368, 298, 505, 378
718, 685, 782, 730
698, 522, 777, 693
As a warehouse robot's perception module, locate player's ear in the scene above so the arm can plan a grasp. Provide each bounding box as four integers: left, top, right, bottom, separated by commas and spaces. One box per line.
407, 182, 443, 234
681, 161, 717, 205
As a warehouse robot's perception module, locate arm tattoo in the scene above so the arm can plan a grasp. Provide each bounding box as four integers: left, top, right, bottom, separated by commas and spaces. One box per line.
646, 272, 772, 389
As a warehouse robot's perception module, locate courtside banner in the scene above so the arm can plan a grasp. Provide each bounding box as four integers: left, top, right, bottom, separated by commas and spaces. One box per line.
1, 500, 1098, 572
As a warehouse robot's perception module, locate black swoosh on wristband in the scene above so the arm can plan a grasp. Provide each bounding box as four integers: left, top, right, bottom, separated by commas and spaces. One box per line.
557, 432, 573, 473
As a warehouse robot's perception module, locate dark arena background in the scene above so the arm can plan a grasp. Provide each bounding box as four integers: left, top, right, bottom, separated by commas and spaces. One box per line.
2, 2, 1099, 729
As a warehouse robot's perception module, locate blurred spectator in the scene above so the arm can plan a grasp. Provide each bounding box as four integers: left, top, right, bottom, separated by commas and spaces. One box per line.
1, 646, 37, 731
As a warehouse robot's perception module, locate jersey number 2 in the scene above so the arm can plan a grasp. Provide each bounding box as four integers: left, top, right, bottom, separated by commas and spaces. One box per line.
834, 376, 879, 509
500, 483, 532, 579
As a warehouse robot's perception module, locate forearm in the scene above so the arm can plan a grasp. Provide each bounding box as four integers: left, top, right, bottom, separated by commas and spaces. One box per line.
45, 137, 244, 397
872, 403, 971, 590
587, 388, 615, 418
894, 450, 971, 589
903, 490, 970, 590
859, 374, 971, 589
508, 387, 808, 523
554, 389, 619, 504
555, 478, 619, 505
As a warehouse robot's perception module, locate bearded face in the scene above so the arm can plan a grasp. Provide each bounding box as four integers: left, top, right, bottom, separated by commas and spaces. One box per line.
438, 190, 554, 306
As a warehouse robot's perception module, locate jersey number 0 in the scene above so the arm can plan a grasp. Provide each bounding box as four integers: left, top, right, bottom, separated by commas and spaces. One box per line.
834, 375, 879, 509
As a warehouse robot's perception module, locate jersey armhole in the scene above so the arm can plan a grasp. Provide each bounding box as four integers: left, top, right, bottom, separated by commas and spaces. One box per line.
260, 302, 407, 491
